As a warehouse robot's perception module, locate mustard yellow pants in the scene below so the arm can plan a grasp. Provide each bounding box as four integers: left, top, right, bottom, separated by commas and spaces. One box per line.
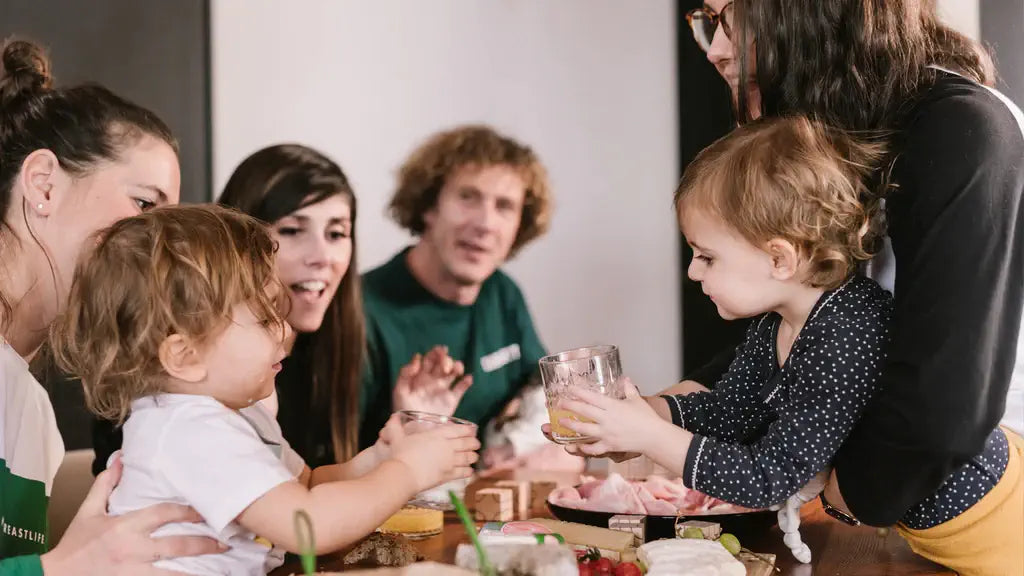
897, 428, 1024, 576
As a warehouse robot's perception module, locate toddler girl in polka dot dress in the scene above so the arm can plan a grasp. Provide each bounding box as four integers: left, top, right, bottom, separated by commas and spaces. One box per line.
554, 116, 1014, 568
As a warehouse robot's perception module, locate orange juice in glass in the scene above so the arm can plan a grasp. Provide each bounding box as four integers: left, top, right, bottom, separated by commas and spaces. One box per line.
539, 345, 623, 444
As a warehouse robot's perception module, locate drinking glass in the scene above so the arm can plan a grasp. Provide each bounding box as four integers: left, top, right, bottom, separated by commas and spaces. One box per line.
539, 345, 623, 444
397, 410, 477, 510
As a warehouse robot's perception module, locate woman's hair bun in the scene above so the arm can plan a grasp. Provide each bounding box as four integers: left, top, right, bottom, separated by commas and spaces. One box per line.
1, 38, 53, 106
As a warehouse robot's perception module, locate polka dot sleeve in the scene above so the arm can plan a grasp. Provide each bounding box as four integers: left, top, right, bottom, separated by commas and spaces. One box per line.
680, 278, 892, 509
662, 317, 776, 443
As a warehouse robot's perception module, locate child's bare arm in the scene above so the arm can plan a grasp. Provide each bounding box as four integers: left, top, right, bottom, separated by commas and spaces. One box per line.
309, 446, 382, 485
237, 460, 417, 553
238, 424, 479, 553
310, 412, 410, 486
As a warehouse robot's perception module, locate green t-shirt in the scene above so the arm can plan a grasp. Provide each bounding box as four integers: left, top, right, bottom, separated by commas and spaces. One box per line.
0, 341, 64, 576
0, 556, 42, 576
358, 248, 546, 449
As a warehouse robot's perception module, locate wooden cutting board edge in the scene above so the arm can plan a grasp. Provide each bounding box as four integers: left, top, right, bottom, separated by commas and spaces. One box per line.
740, 551, 778, 576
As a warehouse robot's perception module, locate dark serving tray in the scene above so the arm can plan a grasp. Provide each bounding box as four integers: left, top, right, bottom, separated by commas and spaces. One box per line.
546, 501, 778, 543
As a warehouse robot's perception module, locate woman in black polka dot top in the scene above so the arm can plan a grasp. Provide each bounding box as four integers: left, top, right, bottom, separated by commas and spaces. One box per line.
552, 116, 1012, 567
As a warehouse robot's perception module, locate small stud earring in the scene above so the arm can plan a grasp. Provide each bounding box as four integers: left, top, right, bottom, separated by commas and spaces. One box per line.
37, 203, 43, 210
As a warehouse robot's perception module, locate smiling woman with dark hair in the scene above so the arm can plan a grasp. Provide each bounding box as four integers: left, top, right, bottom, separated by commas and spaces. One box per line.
217, 144, 365, 466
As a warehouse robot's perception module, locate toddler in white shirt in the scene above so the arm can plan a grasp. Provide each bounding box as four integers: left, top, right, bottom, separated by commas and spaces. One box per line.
52, 205, 479, 575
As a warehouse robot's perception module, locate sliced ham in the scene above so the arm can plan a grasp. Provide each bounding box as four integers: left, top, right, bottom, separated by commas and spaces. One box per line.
580, 472, 646, 514
641, 474, 687, 501
674, 487, 719, 512
576, 478, 605, 499
637, 484, 678, 516
548, 486, 584, 507
548, 473, 752, 516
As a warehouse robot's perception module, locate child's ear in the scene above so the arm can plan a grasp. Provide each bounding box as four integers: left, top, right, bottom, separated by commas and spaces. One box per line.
765, 238, 801, 281
158, 334, 207, 383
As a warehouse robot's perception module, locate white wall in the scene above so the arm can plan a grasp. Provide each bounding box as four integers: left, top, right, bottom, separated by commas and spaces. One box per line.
937, 0, 980, 40
211, 0, 680, 393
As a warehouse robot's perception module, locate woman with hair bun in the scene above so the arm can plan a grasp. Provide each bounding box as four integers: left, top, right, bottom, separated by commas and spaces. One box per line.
0, 38, 222, 575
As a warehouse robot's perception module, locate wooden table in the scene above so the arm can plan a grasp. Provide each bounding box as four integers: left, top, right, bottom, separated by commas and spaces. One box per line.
274, 470, 953, 575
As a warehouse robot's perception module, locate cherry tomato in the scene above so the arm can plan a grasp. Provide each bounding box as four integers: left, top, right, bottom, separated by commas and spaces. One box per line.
614, 562, 642, 576
593, 557, 615, 575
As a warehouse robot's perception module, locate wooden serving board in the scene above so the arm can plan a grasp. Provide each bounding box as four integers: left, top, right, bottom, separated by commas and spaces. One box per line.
296, 562, 474, 575
740, 551, 778, 576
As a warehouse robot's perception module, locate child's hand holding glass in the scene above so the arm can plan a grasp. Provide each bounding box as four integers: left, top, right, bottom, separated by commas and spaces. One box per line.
554, 378, 671, 459
388, 423, 480, 494
369, 412, 406, 464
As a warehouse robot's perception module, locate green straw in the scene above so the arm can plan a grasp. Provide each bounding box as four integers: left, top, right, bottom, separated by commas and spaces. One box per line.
448, 490, 495, 576
293, 509, 316, 576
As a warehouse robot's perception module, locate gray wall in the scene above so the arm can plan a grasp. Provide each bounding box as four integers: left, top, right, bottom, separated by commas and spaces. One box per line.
2, 0, 211, 450
981, 0, 1024, 107
0, 0, 211, 203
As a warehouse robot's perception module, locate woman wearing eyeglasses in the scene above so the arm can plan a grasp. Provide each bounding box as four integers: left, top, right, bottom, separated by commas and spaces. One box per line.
671, 2, 1024, 574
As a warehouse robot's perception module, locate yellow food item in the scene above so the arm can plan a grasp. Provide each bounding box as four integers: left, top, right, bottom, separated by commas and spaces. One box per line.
546, 408, 593, 439
378, 507, 443, 540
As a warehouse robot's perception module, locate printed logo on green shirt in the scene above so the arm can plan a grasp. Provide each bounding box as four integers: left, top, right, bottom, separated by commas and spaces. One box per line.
480, 344, 521, 373
0, 459, 49, 558
1, 518, 45, 545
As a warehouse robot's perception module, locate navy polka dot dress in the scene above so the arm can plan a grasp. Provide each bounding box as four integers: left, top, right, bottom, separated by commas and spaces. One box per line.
662, 275, 1008, 529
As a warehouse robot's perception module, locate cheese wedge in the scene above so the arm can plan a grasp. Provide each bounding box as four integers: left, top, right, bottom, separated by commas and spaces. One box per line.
528, 518, 636, 561
639, 539, 745, 576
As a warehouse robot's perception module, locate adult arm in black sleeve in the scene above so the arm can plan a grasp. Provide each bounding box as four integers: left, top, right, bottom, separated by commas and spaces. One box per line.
833, 83, 1024, 526
90, 417, 122, 476
684, 345, 739, 389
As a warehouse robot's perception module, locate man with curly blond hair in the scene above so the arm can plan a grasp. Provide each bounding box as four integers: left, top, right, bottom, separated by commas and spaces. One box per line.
358, 125, 578, 471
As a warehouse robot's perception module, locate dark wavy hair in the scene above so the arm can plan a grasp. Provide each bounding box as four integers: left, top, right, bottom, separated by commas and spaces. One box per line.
1, 37, 176, 330
219, 144, 363, 462
734, 0, 993, 131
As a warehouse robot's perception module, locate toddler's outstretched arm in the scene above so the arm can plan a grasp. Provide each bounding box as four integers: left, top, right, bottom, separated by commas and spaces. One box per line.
238, 425, 478, 554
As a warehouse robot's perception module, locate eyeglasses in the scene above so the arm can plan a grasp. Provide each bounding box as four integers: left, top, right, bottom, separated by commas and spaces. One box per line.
685, 2, 735, 52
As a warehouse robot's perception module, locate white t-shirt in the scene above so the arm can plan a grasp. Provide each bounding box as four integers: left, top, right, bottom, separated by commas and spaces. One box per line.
109, 394, 305, 576
0, 340, 64, 556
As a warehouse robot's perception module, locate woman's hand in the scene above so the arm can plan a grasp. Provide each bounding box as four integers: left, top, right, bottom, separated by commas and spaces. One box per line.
392, 346, 473, 416
40, 456, 225, 576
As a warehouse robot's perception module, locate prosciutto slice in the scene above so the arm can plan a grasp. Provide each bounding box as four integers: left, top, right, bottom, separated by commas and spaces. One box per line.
547, 473, 755, 516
